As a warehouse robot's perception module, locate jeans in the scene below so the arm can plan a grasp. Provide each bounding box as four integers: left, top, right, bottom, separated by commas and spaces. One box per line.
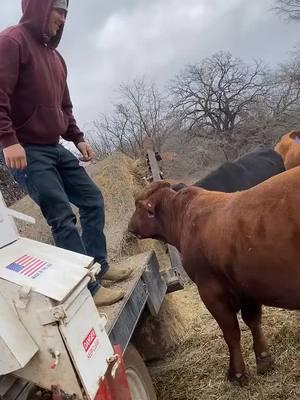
3, 144, 109, 293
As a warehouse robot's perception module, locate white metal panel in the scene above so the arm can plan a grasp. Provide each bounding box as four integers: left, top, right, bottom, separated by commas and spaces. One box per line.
0, 279, 83, 398
0, 238, 92, 302
0, 193, 19, 249
60, 289, 114, 400
0, 290, 38, 375
6, 208, 35, 224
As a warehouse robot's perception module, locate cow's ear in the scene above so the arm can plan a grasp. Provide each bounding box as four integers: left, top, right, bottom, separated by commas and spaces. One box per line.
141, 200, 156, 218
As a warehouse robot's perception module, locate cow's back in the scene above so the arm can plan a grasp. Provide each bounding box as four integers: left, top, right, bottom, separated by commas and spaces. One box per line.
236, 147, 285, 187
195, 162, 246, 192
194, 147, 285, 193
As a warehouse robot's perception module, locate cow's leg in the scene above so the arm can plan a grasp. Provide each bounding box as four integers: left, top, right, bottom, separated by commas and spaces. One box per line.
197, 281, 248, 385
241, 301, 274, 374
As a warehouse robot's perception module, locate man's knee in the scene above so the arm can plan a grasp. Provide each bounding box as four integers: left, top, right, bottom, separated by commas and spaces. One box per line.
85, 186, 105, 210
41, 201, 77, 230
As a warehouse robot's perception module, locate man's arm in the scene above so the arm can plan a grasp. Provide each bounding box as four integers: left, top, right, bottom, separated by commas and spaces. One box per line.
0, 35, 26, 169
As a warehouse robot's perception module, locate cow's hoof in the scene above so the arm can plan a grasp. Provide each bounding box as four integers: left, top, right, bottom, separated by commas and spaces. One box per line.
227, 370, 249, 386
256, 352, 274, 374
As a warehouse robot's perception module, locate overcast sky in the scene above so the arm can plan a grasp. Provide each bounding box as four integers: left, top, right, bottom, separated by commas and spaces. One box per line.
1, 0, 299, 132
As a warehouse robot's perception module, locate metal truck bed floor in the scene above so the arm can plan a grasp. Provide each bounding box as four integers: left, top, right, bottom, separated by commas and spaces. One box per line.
98, 251, 167, 352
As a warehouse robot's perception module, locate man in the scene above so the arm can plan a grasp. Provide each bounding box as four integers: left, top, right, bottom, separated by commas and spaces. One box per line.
0, 0, 133, 306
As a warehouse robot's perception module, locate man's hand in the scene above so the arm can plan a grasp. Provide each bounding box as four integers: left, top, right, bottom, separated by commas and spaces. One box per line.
77, 142, 95, 162
3, 143, 27, 169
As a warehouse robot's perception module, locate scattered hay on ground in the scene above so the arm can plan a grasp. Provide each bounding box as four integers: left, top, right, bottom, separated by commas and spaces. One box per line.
0, 167, 25, 206
149, 285, 300, 400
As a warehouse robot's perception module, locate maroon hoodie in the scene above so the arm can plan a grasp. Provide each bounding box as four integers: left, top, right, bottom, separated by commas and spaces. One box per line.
0, 0, 84, 149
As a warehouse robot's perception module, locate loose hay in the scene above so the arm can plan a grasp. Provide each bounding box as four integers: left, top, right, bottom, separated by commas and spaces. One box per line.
133, 282, 198, 361
85, 153, 145, 262
149, 285, 300, 400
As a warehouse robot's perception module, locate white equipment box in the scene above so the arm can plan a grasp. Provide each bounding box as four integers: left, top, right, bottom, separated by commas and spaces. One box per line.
0, 193, 116, 400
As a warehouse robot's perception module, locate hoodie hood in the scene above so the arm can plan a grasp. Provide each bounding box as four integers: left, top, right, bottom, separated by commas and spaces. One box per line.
20, 0, 68, 49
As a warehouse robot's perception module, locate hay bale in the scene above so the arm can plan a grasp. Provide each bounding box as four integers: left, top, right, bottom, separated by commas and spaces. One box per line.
133, 284, 199, 361
85, 153, 146, 262
10, 152, 169, 267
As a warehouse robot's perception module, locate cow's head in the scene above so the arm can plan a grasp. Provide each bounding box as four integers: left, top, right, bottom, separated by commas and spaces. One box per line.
275, 130, 300, 157
128, 181, 172, 241
275, 130, 300, 169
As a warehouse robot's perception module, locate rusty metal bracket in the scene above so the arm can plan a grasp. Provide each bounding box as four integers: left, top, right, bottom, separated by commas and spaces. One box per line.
145, 146, 184, 291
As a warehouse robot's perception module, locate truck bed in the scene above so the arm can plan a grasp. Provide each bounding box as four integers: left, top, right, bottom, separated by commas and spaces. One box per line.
98, 251, 167, 351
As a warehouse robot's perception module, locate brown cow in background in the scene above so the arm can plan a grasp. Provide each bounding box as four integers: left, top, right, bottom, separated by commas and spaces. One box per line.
128, 170, 300, 385
275, 130, 300, 169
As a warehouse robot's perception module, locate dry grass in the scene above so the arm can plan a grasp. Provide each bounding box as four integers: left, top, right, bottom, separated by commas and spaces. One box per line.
149, 284, 300, 400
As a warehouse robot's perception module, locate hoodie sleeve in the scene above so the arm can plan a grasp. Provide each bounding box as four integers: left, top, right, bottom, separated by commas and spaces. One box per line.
61, 83, 85, 145
0, 35, 20, 148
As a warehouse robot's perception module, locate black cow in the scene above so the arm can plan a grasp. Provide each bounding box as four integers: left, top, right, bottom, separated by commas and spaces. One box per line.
172, 147, 285, 192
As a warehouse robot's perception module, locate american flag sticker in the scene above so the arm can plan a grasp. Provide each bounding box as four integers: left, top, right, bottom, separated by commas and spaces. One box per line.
6, 255, 51, 279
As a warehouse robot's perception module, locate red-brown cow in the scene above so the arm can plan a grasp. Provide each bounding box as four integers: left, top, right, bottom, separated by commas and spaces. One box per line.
128, 169, 300, 385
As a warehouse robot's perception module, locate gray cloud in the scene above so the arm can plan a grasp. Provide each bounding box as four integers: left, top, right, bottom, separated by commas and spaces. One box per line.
1, 0, 299, 131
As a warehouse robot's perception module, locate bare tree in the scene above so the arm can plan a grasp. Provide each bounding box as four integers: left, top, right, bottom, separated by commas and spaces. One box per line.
89, 78, 173, 159
265, 60, 300, 123
211, 56, 300, 160
273, 0, 300, 20
169, 52, 269, 146
169, 51, 300, 159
